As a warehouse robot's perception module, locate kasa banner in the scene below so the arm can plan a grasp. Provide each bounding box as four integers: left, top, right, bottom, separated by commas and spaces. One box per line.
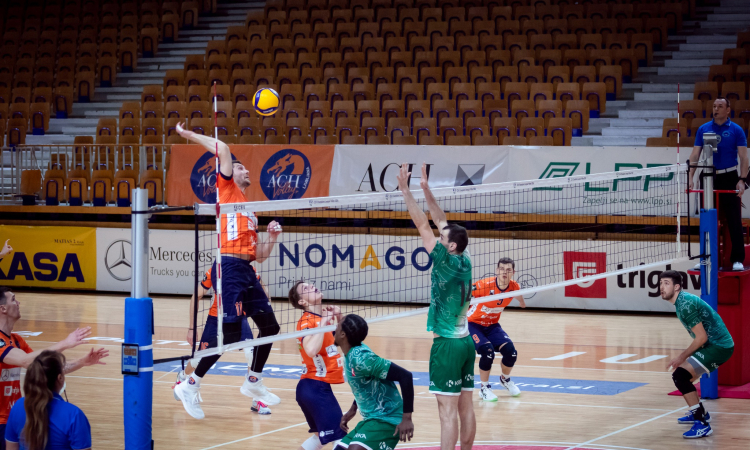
0, 225, 96, 289
96, 225, 697, 312
166, 144, 334, 206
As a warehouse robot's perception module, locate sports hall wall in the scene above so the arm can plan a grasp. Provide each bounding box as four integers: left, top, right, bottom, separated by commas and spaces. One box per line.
0, 144, 700, 313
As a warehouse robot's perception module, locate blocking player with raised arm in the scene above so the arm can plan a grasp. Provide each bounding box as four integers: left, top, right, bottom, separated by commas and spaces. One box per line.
174, 267, 273, 414
397, 163, 476, 450
173, 123, 283, 420
659, 270, 734, 439
471, 257, 526, 401
289, 281, 347, 450
332, 314, 414, 450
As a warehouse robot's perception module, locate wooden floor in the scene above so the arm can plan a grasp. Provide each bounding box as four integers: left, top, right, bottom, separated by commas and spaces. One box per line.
14, 291, 750, 450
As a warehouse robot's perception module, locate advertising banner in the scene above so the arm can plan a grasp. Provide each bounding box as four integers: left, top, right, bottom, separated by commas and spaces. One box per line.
95, 227, 695, 312
96, 228, 214, 295
328, 145, 510, 196
0, 225, 96, 289
166, 144, 334, 206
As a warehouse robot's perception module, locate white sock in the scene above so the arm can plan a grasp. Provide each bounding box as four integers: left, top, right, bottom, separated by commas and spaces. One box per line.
247, 370, 262, 382
481, 382, 491, 388
689, 403, 700, 412
501, 374, 510, 381
189, 373, 202, 387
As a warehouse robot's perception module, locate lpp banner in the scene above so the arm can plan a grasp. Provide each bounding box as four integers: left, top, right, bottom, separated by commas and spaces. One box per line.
166, 145, 334, 206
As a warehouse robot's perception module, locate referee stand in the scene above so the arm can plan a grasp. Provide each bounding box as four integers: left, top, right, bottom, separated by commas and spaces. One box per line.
688, 133, 750, 400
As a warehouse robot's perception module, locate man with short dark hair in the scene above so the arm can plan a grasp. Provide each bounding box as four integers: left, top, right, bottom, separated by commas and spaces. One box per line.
688, 98, 749, 270
469, 257, 526, 401
658, 270, 734, 439
397, 163, 475, 450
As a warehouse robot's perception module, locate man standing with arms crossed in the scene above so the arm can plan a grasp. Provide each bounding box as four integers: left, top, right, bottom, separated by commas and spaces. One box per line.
689, 98, 748, 270
397, 163, 476, 450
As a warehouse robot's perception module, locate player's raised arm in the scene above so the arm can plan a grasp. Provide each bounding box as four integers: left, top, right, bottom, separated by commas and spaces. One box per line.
175, 122, 233, 179
255, 220, 282, 263
419, 162, 448, 231
397, 163, 437, 253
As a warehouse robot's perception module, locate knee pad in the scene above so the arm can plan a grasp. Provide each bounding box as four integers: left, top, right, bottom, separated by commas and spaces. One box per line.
301, 435, 323, 450
672, 367, 697, 395
477, 343, 495, 371
499, 342, 517, 368
243, 346, 254, 364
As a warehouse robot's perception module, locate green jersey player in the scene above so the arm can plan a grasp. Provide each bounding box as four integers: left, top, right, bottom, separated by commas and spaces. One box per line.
397, 162, 476, 450
333, 314, 415, 450
659, 270, 734, 439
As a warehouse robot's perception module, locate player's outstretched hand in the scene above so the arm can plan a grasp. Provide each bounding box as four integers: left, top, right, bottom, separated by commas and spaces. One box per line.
0, 239, 13, 258
419, 162, 430, 190
394, 413, 414, 441
322, 305, 341, 325
62, 327, 93, 350
267, 220, 283, 238
175, 121, 192, 139
340, 409, 356, 433
81, 347, 109, 366
396, 163, 411, 193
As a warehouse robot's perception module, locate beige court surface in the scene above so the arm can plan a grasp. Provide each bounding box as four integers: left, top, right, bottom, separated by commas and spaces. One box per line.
12, 291, 750, 450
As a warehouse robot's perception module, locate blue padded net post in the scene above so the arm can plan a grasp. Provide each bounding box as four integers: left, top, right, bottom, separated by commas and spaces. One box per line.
124, 189, 153, 448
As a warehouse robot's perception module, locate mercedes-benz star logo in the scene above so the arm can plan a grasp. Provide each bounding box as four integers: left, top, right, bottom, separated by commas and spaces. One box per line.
105, 239, 132, 281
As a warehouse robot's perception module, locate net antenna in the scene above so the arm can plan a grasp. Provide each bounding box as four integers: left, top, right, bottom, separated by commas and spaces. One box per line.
212, 81, 224, 353
676, 83, 681, 255
185, 164, 689, 360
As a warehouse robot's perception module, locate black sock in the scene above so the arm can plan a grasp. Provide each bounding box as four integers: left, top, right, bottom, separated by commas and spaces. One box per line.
691, 402, 708, 425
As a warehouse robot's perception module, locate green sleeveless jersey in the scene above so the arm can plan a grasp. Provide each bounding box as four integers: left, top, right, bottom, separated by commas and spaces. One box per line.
427, 243, 473, 338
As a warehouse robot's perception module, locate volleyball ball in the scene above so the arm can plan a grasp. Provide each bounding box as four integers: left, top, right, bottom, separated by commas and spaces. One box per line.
253, 88, 280, 116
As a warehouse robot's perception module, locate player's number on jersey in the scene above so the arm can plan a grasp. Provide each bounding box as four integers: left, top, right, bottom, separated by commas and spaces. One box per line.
235, 301, 243, 316
460, 282, 472, 307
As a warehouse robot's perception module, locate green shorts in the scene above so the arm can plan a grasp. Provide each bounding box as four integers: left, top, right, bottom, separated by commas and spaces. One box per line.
339, 419, 399, 450
429, 335, 475, 395
688, 344, 734, 376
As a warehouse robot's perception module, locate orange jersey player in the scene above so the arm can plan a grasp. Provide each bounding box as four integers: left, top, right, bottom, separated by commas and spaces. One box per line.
469, 257, 526, 402
289, 281, 347, 450
173, 125, 282, 420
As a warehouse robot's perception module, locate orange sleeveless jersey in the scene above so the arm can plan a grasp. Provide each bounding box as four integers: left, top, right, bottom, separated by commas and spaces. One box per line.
200, 268, 261, 318
0, 331, 32, 424
296, 312, 344, 384
218, 174, 258, 259
467, 277, 520, 327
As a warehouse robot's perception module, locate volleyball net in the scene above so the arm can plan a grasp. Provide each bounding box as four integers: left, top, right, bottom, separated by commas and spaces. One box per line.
186, 164, 689, 359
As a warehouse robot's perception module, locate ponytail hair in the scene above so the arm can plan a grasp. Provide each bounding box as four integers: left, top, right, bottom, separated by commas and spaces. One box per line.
340, 314, 369, 347
23, 350, 65, 450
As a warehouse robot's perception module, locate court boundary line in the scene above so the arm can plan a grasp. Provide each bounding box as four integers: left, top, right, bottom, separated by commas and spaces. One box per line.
399, 442, 652, 450
198, 421, 307, 450
561, 407, 686, 450
63, 375, 750, 416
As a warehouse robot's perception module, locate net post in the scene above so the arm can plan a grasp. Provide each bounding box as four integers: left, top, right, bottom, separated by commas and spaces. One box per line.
213, 83, 224, 354
676, 84, 681, 256
699, 134, 719, 399
124, 188, 153, 449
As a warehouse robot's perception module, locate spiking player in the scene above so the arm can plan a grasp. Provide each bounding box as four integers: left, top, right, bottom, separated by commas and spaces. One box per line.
173, 123, 282, 420
659, 270, 734, 439
470, 257, 526, 401
174, 266, 273, 414
289, 281, 347, 450
333, 314, 415, 450
398, 163, 475, 450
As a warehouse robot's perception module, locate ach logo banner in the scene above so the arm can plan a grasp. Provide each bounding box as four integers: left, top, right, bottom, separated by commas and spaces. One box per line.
247, 145, 334, 201
563, 251, 607, 299
0, 225, 96, 289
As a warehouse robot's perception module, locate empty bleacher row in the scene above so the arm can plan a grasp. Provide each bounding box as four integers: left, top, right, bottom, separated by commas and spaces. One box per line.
135, 0, 691, 146
647, 31, 750, 147
0, 0, 216, 146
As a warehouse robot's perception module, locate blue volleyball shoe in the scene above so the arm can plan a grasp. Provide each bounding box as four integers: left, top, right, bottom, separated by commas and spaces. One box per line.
678, 410, 711, 424
683, 421, 713, 439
